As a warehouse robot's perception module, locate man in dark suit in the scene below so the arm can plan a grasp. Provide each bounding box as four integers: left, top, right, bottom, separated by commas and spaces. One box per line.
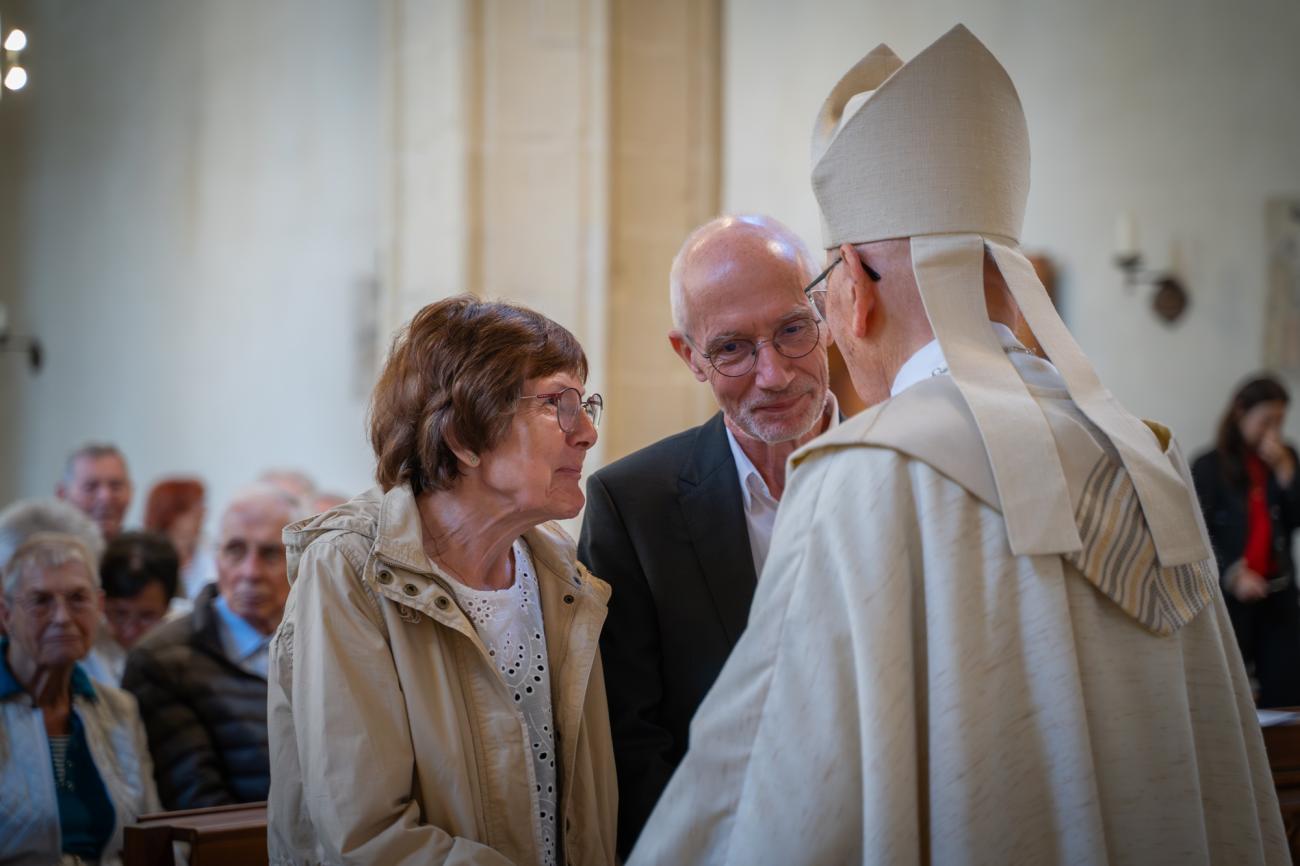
579, 214, 837, 857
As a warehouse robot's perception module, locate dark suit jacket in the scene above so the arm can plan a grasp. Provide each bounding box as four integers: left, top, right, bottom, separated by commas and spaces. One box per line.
578, 412, 757, 858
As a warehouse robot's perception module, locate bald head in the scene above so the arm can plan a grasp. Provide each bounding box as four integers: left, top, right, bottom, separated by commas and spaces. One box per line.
667, 214, 831, 449
669, 214, 818, 338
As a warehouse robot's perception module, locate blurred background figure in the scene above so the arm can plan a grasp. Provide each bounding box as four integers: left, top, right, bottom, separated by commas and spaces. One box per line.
55, 444, 133, 543
144, 477, 213, 599
0, 498, 105, 576
0, 498, 105, 644
0, 528, 159, 866
308, 491, 348, 514
124, 485, 298, 809
1193, 374, 1300, 707
258, 469, 316, 505
84, 532, 181, 685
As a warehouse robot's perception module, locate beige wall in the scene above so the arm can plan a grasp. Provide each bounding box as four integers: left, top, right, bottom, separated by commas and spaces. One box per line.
605, 0, 722, 458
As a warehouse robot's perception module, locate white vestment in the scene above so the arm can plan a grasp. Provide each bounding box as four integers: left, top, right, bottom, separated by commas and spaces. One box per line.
629, 356, 1287, 866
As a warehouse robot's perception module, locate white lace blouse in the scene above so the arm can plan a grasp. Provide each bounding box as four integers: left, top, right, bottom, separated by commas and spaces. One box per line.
447, 539, 558, 866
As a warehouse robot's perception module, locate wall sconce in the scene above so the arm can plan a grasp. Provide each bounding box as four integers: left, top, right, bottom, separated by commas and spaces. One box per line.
1, 16, 28, 97
0, 304, 43, 373
1112, 212, 1190, 325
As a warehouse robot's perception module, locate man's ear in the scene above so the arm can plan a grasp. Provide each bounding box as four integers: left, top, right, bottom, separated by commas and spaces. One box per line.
838, 244, 878, 340
669, 331, 709, 383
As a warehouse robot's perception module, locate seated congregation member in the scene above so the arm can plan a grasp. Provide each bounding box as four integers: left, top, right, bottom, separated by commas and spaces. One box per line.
268, 297, 617, 866
577, 214, 836, 857
55, 443, 134, 542
0, 531, 160, 866
144, 476, 213, 599
631, 26, 1285, 864
84, 532, 180, 685
1193, 374, 1300, 707
123, 486, 298, 808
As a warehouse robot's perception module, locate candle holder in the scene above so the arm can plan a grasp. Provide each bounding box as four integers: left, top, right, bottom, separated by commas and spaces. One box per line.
1113, 251, 1189, 324
1114, 252, 1144, 290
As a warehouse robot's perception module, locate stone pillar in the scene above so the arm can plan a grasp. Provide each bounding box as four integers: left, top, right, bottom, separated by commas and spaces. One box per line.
604, 0, 722, 460
379, 0, 721, 467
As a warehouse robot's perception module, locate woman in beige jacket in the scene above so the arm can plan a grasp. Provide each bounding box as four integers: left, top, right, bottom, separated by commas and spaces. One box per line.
267, 297, 617, 866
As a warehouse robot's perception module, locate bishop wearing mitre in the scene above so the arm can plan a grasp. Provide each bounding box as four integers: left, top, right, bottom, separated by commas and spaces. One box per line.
629, 24, 1287, 866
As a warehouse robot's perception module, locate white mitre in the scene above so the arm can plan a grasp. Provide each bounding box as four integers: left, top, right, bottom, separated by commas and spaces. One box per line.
810, 24, 1206, 565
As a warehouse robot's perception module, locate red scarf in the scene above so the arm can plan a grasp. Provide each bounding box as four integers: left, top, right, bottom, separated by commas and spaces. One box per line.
1244, 453, 1275, 578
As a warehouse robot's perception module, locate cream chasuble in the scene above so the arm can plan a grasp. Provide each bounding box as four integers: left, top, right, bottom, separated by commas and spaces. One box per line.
628, 355, 1287, 866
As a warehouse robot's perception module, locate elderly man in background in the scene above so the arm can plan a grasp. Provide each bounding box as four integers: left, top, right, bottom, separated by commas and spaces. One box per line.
631, 25, 1285, 865
0, 501, 158, 866
578, 213, 836, 856
124, 485, 298, 809
56, 443, 134, 542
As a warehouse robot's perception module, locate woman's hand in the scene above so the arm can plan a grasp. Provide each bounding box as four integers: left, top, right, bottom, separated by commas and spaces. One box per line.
1258, 429, 1296, 487
1230, 565, 1271, 603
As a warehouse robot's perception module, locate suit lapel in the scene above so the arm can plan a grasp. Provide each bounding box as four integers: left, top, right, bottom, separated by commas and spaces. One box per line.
679, 413, 759, 646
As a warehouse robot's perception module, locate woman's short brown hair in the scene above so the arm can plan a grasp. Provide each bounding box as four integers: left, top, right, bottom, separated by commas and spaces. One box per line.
369, 295, 588, 494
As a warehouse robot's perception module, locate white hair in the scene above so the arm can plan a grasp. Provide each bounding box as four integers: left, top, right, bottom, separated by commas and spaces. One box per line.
0, 498, 105, 576
2, 532, 100, 601
668, 214, 820, 337
222, 483, 310, 530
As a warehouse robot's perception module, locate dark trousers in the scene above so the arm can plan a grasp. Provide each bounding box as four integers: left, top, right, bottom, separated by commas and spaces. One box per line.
1227, 581, 1300, 708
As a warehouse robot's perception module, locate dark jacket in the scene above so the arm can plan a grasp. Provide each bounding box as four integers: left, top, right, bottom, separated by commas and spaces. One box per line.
1192, 446, 1300, 707
578, 412, 757, 858
121, 584, 270, 809
1191, 447, 1300, 585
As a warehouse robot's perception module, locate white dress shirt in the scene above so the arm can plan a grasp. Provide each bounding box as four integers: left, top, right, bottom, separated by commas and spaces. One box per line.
725, 393, 840, 577
891, 322, 1051, 396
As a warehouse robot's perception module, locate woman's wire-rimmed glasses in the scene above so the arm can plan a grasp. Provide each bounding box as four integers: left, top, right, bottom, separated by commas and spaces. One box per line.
803, 253, 882, 321
520, 387, 603, 432
698, 315, 821, 378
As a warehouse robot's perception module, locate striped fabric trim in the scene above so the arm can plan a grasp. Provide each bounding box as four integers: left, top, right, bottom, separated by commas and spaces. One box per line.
1065, 455, 1216, 636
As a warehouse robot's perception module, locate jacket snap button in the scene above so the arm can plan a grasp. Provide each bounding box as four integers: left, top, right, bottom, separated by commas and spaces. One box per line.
403, 583, 419, 596
435, 596, 450, 610
377, 570, 393, 584
563, 594, 575, 604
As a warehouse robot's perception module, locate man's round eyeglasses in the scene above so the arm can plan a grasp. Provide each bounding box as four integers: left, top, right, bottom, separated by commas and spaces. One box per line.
698, 316, 821, 378
519, 387, 603, 433
802, 254, 882, 321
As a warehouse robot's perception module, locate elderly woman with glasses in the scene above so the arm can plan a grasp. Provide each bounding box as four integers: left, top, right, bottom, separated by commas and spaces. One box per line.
0, 502, 160, 866
268, 296, 616, 866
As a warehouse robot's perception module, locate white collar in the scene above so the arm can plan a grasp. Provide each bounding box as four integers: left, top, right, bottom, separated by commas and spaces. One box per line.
891, 322, 1029, 397
725, 392, 841, 509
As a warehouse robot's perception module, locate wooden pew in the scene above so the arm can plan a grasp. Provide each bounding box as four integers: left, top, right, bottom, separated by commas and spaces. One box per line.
1259, 709, 1300, 861
123, 801, 267, 866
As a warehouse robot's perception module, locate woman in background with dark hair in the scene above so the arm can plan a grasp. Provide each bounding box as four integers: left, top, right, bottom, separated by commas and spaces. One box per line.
1192, 374, 1300, 707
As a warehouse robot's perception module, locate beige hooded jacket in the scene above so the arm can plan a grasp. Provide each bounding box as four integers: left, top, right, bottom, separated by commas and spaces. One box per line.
267, 485, 618, 866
